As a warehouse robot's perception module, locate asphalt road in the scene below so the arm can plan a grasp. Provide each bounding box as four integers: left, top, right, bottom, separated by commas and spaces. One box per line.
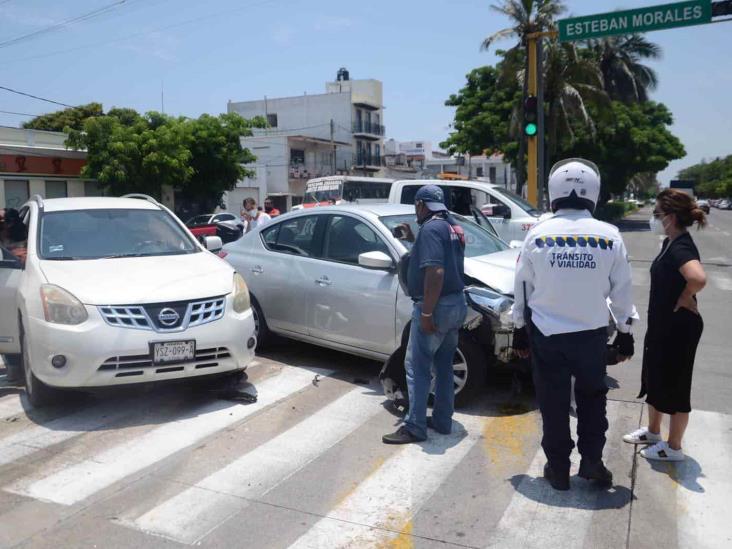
0, 209, 730, 549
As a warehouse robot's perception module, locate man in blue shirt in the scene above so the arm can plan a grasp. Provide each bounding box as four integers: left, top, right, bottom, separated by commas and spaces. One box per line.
383, 185, 468, 444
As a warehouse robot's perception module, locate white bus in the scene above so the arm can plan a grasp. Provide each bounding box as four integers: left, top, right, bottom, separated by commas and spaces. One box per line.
295, 176, 394, 209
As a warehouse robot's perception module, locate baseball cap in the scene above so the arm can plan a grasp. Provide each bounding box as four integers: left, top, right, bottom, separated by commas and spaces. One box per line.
414, 185, 447, 212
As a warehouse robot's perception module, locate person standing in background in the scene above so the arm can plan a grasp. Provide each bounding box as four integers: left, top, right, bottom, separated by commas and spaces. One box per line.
241, 198, 271, 234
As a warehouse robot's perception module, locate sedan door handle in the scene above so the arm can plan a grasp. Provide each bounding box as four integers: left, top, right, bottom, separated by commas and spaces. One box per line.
315, 276, 331, 286
251, 265, 264, 274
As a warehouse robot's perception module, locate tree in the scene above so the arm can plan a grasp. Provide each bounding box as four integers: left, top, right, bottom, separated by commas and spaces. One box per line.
586, 34, 661, 103
679, 155, 732, 198
22, 102, 104, 132
440, 65, 521, 161
566, 101, 685, 201
66, 109, 266, 206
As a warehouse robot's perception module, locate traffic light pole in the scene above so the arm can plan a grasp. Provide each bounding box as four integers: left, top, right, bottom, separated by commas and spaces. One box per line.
536, 37, 545, 211
526, 37, 538, 207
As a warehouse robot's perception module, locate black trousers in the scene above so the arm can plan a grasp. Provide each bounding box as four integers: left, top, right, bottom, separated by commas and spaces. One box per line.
530, 323, 608, 474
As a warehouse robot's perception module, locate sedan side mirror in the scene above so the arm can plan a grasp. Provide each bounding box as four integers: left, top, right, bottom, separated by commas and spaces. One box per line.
358, 251, 394, 270
203, 236, 223, 253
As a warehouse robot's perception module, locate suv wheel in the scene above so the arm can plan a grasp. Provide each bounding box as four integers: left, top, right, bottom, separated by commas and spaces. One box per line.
251, 297, 271, 349
450, 334, 488, 408
21, 325, 59, 407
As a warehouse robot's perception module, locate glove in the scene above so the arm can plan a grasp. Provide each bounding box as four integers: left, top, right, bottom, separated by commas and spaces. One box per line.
612, 332, 634, 360
513, 326, 530, 358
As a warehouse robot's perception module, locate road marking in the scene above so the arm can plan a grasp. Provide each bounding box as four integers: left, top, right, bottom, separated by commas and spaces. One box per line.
710, 272, 732, 291
131, 387, 384, 544
484, 402, 621, 549
0, 394, 25, 421
676, 410, 732, 549
6, 366, 331, 506
288, 414, 488, 548
0, 399, 140, 468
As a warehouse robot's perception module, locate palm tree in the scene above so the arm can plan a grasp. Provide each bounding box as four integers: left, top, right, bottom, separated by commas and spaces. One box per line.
587, 34, 661, 103
481, 1, 566, 194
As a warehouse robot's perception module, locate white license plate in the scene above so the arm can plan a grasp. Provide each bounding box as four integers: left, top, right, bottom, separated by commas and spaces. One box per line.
151, 340, 195, 365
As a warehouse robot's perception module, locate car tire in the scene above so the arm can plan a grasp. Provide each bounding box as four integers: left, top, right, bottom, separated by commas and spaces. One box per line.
452, 334, 488, 408
250, 296, 272, 349
20, 325, 59, 407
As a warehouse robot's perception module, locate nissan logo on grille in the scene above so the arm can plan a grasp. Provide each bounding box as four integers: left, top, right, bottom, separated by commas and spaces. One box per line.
158, 308, 180, 327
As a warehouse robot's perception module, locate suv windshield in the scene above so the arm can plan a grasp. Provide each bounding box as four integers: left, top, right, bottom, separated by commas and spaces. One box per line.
379, 214, 508, 258
495, 188, 541, 216
39, 209, 198, 260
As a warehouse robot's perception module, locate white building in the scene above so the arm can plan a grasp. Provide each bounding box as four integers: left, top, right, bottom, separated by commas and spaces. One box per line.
226, 69, 385, 212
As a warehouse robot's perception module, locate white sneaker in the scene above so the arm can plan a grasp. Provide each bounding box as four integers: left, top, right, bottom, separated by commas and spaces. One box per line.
623, 427, 662, 445
640, 441, 684, 462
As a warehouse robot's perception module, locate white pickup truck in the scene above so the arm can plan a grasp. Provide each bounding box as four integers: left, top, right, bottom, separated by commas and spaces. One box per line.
388, 179, 545, 243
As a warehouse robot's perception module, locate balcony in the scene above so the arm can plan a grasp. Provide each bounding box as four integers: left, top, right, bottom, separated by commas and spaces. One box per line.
352, 153, 382, 171
352, 121, 385, 139
288, 162, 336, 180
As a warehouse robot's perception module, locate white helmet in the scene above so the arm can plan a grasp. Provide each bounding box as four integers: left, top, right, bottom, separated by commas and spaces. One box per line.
548, 158, 601, 212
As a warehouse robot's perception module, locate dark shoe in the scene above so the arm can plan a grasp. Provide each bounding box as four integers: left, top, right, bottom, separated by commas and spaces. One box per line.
427, 417, 451, 435
382, 426, 425, 445
543, 463, 570, 491
578, 460, 613, 486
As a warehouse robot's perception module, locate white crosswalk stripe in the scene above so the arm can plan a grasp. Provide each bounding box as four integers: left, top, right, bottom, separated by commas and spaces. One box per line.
5, 366, 331, 505
709, 272, 732, 291
130, 386, 384, 544
485, 402, 620, 549
288, 414, 489, 548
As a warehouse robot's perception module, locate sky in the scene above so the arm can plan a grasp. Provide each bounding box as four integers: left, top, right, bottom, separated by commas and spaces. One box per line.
1, 0, 730, 184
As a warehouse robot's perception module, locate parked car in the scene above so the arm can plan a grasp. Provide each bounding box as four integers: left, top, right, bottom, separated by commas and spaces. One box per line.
186, 213, 244, 243
388, 179, 545, 244
0, 194, 257, 406
697, 199, 710, 214
718, 199, 731, 210
223, 204, 524, 406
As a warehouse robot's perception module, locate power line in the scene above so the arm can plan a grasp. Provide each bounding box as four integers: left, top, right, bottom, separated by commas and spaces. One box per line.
0, 0, 130, 50
0, 109, 39, 117
2, 0, 282, 65
0, 85, 74, 107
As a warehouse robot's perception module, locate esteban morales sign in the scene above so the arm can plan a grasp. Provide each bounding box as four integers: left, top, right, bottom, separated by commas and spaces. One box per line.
559, 0, 712, 41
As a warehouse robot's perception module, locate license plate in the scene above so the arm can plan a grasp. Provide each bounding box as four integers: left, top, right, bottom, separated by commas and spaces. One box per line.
151, 340, 195, 365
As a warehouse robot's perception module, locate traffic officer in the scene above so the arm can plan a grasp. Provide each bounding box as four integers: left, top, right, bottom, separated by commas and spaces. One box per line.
513, 158, 635, 491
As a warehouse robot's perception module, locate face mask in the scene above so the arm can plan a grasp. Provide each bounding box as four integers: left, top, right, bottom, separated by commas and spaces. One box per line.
649, 214, 667, 235
247, 209, 257, 216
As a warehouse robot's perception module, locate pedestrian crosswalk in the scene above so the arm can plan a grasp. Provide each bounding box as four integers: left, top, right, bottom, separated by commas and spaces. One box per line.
0, 363, 730, 548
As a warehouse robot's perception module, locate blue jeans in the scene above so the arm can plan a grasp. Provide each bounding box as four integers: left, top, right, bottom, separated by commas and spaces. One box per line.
404, 293, 468, 440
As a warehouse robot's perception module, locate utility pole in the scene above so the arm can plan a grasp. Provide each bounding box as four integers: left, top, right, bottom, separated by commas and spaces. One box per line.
536, 37, 545, 210
330, 119, 336, 175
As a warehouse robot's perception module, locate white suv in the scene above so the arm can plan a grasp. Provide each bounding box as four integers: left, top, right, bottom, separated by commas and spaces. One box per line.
0, 194, 256, 406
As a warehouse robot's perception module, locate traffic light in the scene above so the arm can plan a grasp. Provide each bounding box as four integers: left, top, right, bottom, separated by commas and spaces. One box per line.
524, 95, 538, 137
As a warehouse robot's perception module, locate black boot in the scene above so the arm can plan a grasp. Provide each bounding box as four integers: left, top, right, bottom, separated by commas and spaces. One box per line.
578, 460, 613, 486
543, 463, 570, 491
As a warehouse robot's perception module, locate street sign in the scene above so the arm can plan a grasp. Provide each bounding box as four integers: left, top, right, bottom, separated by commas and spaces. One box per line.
558, 0, 712, 42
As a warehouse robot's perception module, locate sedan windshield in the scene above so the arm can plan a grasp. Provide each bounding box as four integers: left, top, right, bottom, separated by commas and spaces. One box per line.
379, 214, 508, 258
40, 209, 198, 260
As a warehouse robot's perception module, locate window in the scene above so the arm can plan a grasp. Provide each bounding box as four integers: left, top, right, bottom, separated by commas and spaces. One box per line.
84, 181, 105, 196
45, 180, 67, 199
476, 167, 484, 178
399, 185, 507, 219
261, 215, 320, 257
323, 215, 389, 265
214, 213, 236, 222
266, 113, 278, 127
3, 180, 29, 209
342, 180, 392, 202
290, 149, 305, 165
489, 166, 497, 184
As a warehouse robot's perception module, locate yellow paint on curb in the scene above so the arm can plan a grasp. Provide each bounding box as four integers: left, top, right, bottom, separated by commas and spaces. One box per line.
483, 403, 539, 471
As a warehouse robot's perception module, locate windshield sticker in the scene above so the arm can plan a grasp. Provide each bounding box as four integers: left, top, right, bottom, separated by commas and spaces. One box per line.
49, 245, 64, 253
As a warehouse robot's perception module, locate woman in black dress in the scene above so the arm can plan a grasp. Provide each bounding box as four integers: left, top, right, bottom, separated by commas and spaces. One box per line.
623, 189, 707, 461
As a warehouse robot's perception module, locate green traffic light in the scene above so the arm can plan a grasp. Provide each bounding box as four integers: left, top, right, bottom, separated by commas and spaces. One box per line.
524, 122, 538, 136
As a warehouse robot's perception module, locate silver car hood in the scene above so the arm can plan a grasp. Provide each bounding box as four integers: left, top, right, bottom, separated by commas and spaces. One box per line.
464, 248, 519, 296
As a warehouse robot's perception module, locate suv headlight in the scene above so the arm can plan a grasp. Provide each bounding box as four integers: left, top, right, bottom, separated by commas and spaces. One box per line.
232, 273, 251, 313
465, 286, 514, 332
40, 284, 88, 325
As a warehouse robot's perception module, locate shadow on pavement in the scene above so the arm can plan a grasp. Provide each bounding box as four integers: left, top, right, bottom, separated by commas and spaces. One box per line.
509, 473, 633, 510
648, 454, 705, 493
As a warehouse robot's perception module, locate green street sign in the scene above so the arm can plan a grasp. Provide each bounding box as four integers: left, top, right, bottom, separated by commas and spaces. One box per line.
558, 0, 712, 42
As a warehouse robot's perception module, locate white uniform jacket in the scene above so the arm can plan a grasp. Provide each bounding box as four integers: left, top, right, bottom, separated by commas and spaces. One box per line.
513, 209, 635, 336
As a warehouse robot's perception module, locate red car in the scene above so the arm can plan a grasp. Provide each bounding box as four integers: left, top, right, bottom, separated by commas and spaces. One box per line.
185, 213, 243, 242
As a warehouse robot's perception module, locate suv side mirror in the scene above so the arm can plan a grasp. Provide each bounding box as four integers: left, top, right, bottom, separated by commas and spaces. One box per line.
358, 251, 394, 270
493, 204, 511, 219
203, 236, 223, 253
